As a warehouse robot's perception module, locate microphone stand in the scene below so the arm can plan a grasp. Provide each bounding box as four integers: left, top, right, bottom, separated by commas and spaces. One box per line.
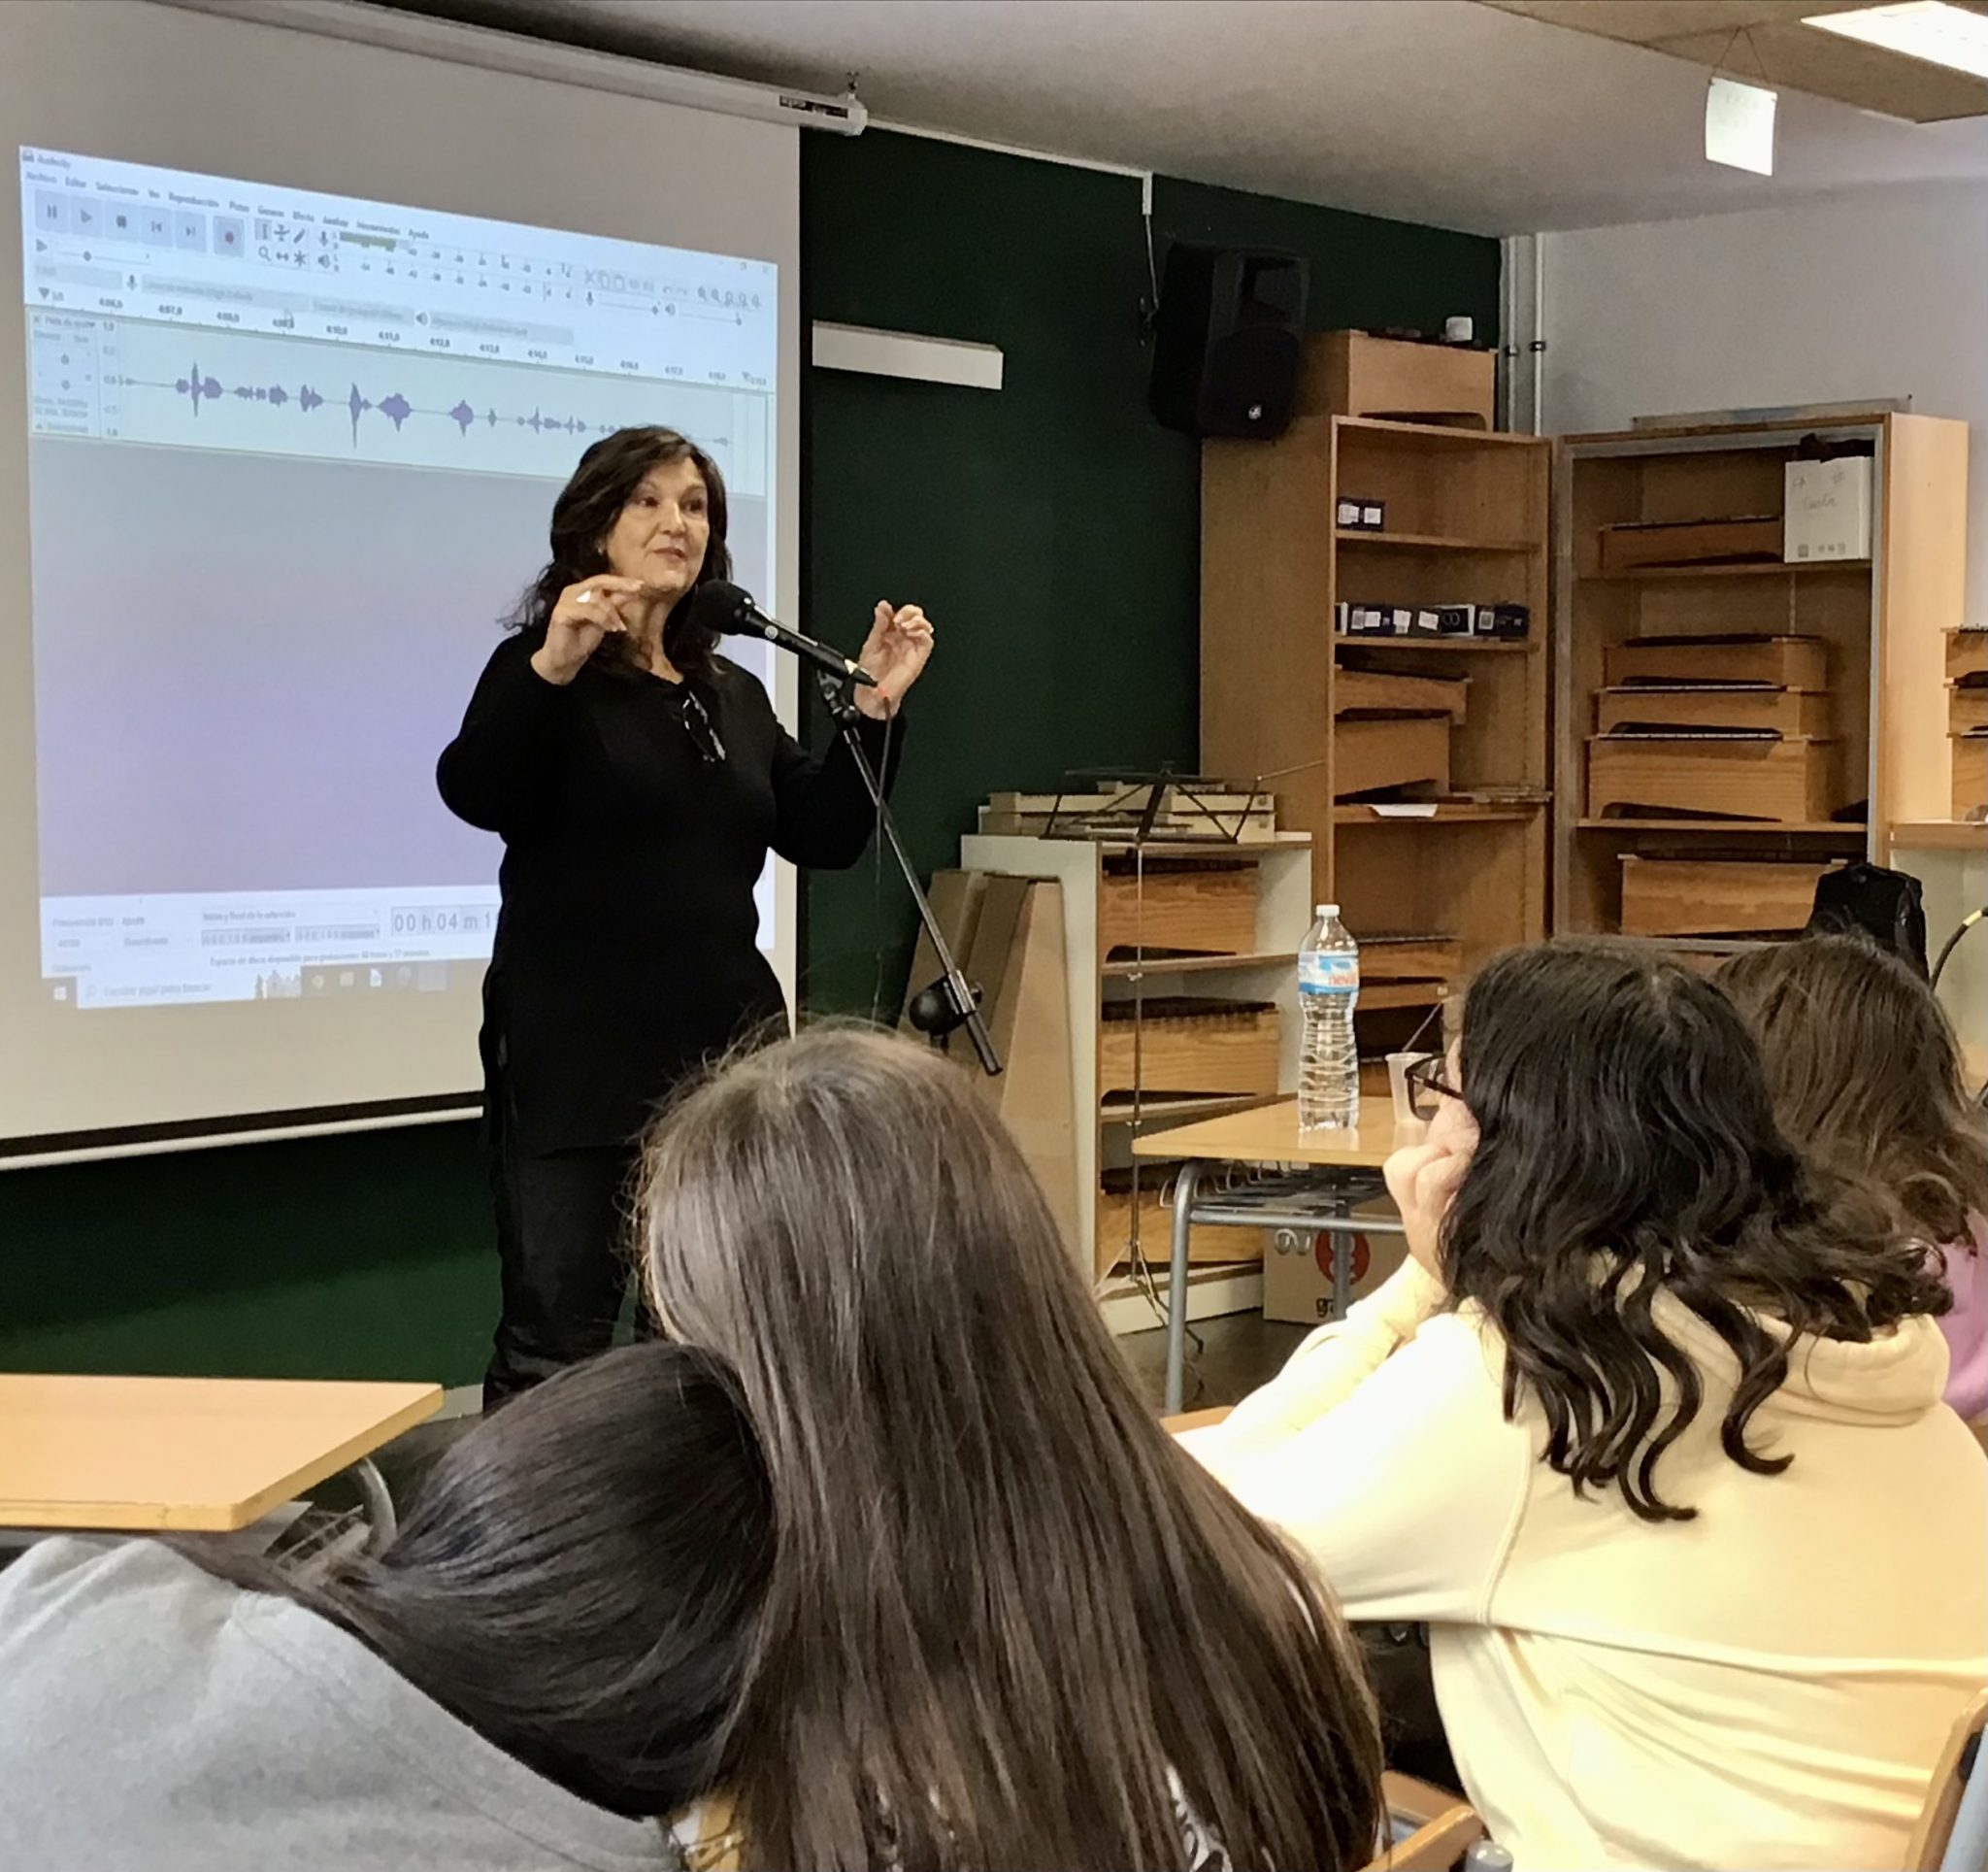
815, 669, 1001, 1077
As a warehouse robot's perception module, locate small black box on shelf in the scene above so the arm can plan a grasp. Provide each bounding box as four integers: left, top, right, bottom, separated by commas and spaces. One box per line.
1436, 604, 1480, 637
1335, 495, 1387, 531
1480, 603, 1530, 641
1347, 604, 1387, 636
1333, 601, 1349, 635
1409, 608, 1443, 638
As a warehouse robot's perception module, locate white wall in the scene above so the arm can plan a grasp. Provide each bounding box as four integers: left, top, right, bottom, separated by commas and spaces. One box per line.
1540, 183, 1988, 618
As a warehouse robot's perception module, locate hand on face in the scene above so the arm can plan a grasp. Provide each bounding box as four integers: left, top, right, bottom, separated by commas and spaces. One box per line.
851, 602, 935, 720
1383, 1067, 1477, 1281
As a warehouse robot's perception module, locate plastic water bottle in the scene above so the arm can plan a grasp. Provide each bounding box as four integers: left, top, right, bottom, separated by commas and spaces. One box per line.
1297, 904, 1360, 1133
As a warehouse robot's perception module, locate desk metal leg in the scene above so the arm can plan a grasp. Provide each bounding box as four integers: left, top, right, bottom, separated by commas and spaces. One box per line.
1165, 1161, 1204, 1416
1330, 1195, 1353, 1321
348, 1455, 397, 1554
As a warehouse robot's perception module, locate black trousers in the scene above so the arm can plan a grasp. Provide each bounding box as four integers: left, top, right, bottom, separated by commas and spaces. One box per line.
483, 1093, 646, 1409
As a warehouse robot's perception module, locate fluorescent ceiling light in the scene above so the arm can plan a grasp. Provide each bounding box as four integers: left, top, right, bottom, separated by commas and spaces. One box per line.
1806, 2, 1988, 80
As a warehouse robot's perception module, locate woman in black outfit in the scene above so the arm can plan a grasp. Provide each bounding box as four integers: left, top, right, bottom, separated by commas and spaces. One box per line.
438, 426, 931, 1404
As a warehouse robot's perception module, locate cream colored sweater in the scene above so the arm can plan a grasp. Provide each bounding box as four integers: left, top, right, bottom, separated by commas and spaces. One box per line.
1183, 1263, 1987, 1872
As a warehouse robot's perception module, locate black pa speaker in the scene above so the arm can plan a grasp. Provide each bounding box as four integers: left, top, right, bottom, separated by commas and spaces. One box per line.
1148, 244, 1309, 439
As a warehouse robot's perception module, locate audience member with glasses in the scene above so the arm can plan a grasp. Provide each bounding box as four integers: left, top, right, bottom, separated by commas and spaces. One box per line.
1182, 939, 1984, 1871
439, 425, 933, 1405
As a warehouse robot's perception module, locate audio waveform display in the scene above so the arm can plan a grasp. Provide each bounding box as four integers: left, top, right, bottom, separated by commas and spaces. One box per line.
126, 363, 625, 448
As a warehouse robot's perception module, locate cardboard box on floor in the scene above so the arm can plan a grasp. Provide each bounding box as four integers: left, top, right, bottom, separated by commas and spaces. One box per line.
1261, 1197, 1407, 1326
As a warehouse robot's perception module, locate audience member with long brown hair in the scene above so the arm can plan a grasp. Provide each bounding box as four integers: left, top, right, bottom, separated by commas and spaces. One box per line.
639, 1026, 1384, 1872
1721, 931, 1988, 1421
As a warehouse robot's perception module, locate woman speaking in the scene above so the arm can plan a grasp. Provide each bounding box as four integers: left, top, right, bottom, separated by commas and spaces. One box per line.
439, 426, 931, 1405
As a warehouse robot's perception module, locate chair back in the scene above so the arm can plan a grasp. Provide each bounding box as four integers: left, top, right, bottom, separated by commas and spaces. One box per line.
1365, 1771, 1485, 1872
1906, 1690, 1988, 1872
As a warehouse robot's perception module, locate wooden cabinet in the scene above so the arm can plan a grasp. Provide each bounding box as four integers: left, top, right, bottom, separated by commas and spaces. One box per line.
1555, 414, 1970, 945
1200, 397, 1551, 1061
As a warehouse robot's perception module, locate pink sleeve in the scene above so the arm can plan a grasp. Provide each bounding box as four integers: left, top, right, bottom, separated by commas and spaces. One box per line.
1931, 1218, 1988, 1424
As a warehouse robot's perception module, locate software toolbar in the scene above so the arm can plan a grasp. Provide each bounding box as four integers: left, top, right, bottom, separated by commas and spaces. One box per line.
19, 147, 778, 389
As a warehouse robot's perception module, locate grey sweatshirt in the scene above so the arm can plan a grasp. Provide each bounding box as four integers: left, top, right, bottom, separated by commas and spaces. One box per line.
0, 1537, 675, 1871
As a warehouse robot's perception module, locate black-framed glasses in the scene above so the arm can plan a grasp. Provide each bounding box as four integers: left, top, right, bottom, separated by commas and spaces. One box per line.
1404, 1053, 1463, 1116
678, 687, 726, 766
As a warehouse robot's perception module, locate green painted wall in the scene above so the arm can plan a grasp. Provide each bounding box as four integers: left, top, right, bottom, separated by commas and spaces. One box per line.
0, 132, 1499, 1387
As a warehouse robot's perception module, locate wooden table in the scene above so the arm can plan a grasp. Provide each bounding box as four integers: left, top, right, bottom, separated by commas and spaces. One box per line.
1133, 1100, 1410, 1412
0, 1374, 442, 1536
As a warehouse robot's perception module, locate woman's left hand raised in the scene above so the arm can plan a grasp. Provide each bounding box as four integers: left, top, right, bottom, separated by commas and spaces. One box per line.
851, 602, 934, 721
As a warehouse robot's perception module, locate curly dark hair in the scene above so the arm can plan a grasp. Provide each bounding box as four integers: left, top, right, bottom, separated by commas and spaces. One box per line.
508, 426, 732, 681
1441, 940, 1946, 1524
1719, 933, 1988, 1248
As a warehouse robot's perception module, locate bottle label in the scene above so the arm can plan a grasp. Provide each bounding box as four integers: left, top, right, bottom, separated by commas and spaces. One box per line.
1299, 953, 1359, 994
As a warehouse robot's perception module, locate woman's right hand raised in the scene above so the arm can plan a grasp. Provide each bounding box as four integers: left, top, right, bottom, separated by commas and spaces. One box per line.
530, 576, 645, 685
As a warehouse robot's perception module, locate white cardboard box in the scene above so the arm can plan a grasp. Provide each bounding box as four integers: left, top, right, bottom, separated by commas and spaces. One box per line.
1784, 456, 1872, 563
1261, 1200, 1408, 1325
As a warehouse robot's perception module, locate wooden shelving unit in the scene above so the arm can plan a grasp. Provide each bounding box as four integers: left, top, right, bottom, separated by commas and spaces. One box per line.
958, 832, 1314, 1287
1555, 414, 1970, 943
1201, 408, 1553, 1059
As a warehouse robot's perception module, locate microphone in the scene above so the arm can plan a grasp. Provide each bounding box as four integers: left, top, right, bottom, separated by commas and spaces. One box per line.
686, 580, 877, 687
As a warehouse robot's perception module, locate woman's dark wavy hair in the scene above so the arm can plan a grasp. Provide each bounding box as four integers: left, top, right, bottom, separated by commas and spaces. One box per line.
509, 425, 732, 681
1441, 939, 1946, 1524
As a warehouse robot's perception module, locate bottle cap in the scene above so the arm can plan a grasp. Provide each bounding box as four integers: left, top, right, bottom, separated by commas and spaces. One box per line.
1316, 903, 1339, 919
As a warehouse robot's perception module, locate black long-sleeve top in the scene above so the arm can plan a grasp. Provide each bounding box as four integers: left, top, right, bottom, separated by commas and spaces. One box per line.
438, 629, 899, 1153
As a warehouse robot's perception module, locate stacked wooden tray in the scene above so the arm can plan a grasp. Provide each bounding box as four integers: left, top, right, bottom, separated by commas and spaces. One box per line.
1333, 663, 1470, 801
1950, 628, 1987, 820
1618, 855, 1842, 938
1587, 635, 1838, 825
1095, 856, 1258, 959
1097, 996, 1281, 1099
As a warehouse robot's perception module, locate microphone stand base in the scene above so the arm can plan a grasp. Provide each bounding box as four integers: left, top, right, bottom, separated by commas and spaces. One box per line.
815, 672, 1002, 1077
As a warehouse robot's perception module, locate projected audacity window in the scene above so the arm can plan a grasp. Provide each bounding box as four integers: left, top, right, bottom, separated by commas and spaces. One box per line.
20, 146, 778, 1009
